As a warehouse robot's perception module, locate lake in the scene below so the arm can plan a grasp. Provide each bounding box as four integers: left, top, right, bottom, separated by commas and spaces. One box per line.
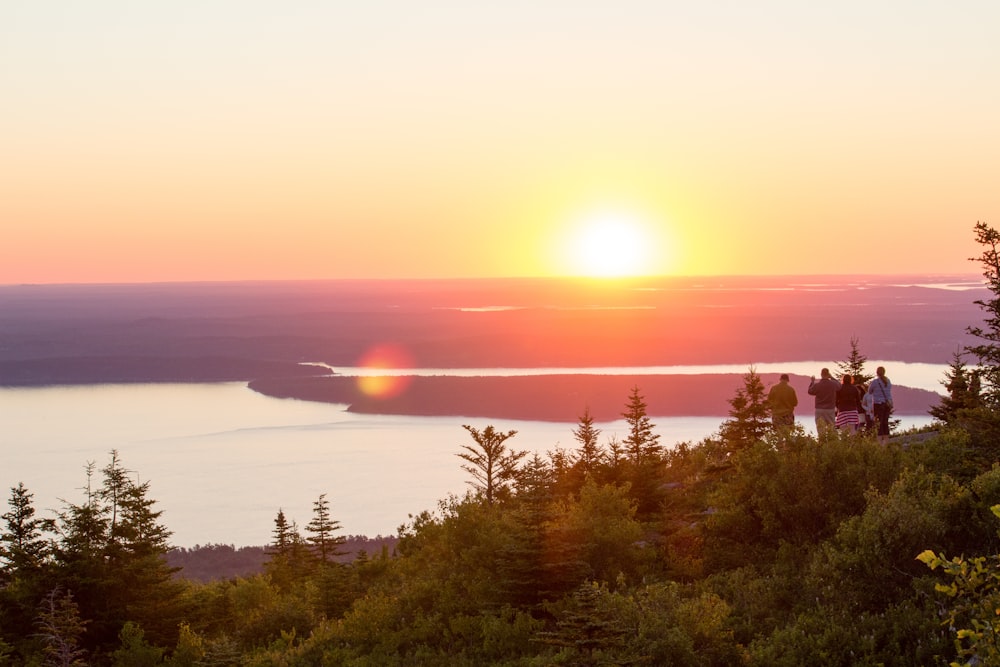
1, 380, 935, 548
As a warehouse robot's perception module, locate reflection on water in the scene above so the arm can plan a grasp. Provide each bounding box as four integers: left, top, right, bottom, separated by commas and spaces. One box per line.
1, 382, 934, 547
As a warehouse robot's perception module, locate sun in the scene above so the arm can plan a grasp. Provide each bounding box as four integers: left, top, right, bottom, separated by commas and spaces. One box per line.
566, 212, 657, 278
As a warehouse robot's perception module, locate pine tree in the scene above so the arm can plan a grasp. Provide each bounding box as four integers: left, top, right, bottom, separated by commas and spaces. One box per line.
571, 407, 604, 476
34, 587, 88, 667
1, 482, 52, 652
837, 336, 873, 386
719, 366, 771, 451
270, 508, 292, 557
930, 349, 981, 425
457, 425, 526, 506
621, 386, 661, 465
966, 221, 1000, 403
1, 482, 49, 575
265, 509, 312, 590
533, 582, 626, 663
53, 453, 180, 652
306, 494, 346, 565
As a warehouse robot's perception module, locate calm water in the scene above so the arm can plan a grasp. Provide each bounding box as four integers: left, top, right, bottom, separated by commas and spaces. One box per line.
1, 381, 935, 547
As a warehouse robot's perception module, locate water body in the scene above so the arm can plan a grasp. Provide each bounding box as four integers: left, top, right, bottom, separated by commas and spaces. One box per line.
310, 360, 949, 394
2, 381, 935, 548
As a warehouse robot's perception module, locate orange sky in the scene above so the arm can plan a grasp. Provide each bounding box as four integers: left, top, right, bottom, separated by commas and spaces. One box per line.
2, 3, 997, 284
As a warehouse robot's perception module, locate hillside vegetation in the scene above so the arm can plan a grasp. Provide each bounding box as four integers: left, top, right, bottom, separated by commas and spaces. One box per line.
2, 226, 998, 665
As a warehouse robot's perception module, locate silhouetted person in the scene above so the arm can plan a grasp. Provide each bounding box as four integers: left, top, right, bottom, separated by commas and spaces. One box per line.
869, 366, 894, 443
859, 383, 875, 433
835, 374, 862, 433
808, 368, 840, 434
767, 373, 798, 427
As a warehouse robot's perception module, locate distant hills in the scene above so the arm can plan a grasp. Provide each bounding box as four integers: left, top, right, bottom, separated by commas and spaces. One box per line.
0, 276, 974, 418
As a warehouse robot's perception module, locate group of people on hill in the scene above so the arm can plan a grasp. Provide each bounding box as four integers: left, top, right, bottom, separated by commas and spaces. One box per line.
767, 366, 894, 443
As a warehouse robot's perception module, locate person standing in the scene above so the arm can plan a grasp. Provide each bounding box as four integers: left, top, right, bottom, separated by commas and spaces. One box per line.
767, 373, 798, 428
808, 368, 840, 434
835, 374, 863, 433
859, 383, 875, 433
870, 366, 894, 443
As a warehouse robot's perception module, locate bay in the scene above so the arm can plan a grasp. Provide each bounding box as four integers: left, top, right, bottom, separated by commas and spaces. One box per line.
1, 381, 935, 548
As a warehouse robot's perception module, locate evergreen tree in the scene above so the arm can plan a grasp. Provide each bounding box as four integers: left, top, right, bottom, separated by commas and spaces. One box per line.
111, 622, 163, 667
270, 508, 292, 557
305, 495, 349, 619
604, 435, 626, 482
534, 582, 626, 664
306, 494, 346, 565
265, 510, 312, 591
837, 336, 873, 386
34, 587, 88, 667
56, 461, 108, 565
52, 453, 181, 652
457, 425, 526, 506
621, 386, 661, 464
571, 407, 604, 478
1, 482, 49, 575
1, 482, 52, 653
719, 366, 770, 451
966, 221, 1000, 403
496, 453, 570, 607
930, 349, 981, 425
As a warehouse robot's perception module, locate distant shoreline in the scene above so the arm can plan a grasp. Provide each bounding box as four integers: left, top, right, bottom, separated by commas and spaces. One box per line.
0, 275, 969, 422
248, 372, 940, 422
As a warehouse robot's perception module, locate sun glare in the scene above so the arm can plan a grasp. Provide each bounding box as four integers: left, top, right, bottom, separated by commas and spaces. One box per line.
567, 212, 657, 278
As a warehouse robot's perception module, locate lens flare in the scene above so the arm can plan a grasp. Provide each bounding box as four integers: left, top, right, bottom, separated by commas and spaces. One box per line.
355, 343, 414, 399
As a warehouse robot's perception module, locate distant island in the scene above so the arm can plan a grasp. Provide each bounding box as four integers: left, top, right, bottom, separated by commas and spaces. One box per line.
0, 275, 973, 419
248, 372, 940, 421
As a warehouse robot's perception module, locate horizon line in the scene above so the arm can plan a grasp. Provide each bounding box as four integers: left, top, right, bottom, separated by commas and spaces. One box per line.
0, 272, 984, 289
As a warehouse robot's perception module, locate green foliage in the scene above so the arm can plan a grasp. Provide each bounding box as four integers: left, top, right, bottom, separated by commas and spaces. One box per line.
35, 587, 88, 667
809, 466, 975, 611
719, 366, 771, 452
534, 582, 628, 662
621, 385, 661, 464
111, 622, 164, 667
919, 505, 1000, 667
748, 597, 948, 667
931, 349, 982, 425
966, 221, 1000, 404
838, 335, 873, 386
545, 480, 647, 586
306, 494, 346, 566
704, 431, 902, 571
457, 425, 526, 506
1, 482, 49, 575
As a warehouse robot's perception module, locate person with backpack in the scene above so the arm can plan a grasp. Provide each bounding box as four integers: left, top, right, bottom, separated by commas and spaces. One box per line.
869, 366, 894, 444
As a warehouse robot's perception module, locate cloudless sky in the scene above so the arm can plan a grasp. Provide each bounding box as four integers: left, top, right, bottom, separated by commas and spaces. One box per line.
2, 2, 997, 284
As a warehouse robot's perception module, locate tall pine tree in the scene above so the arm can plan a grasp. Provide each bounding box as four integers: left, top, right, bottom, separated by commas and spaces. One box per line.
621, 386, 661, 465
457, 425, 526, 506
719, 366, 771, 452
966, 221, 1000, 403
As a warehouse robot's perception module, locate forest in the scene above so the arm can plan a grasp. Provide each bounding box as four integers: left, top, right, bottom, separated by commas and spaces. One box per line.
3, 223, 1000, 666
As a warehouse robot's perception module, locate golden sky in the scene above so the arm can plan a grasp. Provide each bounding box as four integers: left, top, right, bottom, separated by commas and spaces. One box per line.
2, 2, 998, 284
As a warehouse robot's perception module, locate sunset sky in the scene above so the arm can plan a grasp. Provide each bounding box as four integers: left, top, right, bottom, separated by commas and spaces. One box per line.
3, 2, 997, 284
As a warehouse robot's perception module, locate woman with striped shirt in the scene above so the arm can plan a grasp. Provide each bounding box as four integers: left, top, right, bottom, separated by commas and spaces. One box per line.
835, 374, 863, 433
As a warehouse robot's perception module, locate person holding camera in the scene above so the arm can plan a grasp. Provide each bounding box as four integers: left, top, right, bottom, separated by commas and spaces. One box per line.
808, 368, 840, 435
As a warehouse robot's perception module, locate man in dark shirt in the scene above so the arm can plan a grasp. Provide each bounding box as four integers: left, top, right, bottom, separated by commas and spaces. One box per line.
807, 368, 840, 434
